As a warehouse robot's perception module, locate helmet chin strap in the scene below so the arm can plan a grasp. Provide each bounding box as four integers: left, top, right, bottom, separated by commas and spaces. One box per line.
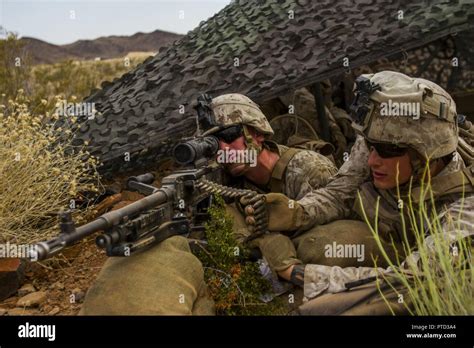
392, 150, 429, 197
390, 149, 448, 203
408, 149, 437, 184
242, 125, 264, 168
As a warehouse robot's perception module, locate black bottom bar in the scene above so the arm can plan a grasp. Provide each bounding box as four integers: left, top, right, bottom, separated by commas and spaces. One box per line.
0, 315, 472, 346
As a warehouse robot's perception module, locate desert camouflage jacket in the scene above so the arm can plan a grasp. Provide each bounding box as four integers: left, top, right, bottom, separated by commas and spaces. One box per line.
243, 143, 337, 199
299, 135, 474, 300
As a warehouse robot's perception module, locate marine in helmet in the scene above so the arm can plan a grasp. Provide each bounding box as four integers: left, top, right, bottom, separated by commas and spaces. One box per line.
241, 71, 473, 312
80, 93, 337, 314
200, 93, 336, 187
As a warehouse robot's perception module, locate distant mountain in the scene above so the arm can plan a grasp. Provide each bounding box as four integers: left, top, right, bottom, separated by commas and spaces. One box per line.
20, 30, 183, 65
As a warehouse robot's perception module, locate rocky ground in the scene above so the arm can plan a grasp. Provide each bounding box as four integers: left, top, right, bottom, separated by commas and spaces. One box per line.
0, 162, 302, 316
0, 164, 175, 316
0, 239, 107, 316
0, 225, 302, 316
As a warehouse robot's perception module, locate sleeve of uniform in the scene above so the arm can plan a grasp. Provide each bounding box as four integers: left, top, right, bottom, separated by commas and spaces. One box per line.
302, 194, 474, 300
284, 150, 338, 200
437, 194, 474, 237
402, 194, 474, 270
298, 135, 371, 229
303, 264, 388, 299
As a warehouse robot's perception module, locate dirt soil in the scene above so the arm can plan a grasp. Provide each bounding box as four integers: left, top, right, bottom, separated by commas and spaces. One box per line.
0, 162, 302, 316
0, 164, 174, 316
0, 238, 107, 315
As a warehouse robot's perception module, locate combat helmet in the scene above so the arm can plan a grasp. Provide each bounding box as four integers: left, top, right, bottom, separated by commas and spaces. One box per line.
351, 71, 458, 161
196, 93, 273, 136
196, 93, 274, 154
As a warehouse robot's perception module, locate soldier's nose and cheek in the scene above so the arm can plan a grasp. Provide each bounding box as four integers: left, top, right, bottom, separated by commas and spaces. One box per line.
218, 136, 247, 151
367, 148, 383, 168
368, 151, 413, 189
217, 136, 251, 176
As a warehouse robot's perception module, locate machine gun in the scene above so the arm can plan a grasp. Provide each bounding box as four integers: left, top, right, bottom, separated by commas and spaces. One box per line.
34, 135, 260, 261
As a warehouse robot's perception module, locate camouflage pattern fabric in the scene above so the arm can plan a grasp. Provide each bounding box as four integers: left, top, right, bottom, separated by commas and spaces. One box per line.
299, 135, 370, 227
81, 145, 336, 315
237, 144, 338, 272
303, 263, 387, 299
294, 72, 474, 314
203, 93, 274, 136
296, 278, 409, 315
353, 157, 473, 247
279, 144, 337, 200
353, 71, 458, 160
73, 1, 473, 176
277, 87, 351, 165
297, 138, 474, 307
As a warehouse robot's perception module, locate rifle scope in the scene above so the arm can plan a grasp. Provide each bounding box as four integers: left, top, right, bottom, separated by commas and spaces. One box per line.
173, 136, 219, 165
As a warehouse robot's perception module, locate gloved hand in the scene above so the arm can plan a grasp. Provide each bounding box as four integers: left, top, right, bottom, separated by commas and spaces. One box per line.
264, 193, 306, 232
240, 192, 307, 236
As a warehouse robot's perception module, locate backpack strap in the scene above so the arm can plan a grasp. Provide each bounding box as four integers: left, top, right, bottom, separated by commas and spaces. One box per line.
268, 147, 301, 193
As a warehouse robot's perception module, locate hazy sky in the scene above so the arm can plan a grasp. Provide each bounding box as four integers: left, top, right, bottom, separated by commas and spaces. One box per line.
0, 0, 232, 44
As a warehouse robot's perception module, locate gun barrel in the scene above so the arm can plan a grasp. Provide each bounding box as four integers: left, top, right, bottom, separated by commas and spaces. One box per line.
34, 187, 174, 260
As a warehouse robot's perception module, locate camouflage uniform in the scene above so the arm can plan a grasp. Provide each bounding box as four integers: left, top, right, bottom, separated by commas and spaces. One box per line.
275, 144, 337, 201
204, 94, 337, 272
81, 94, 337, 315
299, 142, 473, 310
273, 86, 355, 166
229, 142, 337, 272
293, 72, 474, 314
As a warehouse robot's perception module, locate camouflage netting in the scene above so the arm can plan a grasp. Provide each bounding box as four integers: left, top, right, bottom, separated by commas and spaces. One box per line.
74, 0, 474, 176
363, 30, 474, 93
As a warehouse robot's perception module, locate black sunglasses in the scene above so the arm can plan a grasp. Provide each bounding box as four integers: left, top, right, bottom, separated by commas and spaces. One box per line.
365, 140, 408, 158
214, 125, 243, 143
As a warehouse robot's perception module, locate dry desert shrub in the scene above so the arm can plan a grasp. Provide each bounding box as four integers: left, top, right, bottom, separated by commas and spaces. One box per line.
0, 90, 102, 245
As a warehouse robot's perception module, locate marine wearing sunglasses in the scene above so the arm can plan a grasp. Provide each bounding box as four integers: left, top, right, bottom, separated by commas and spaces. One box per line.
213, 125, 243, 144
351, 76, 446, 191
364, 138, 413, 189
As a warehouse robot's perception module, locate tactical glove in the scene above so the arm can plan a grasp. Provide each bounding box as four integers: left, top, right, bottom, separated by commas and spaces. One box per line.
240, 192, 307, 237
264, 193, 307, 232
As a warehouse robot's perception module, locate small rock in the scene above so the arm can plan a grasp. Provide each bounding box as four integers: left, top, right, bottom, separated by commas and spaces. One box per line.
48, 307, 60, 315
42, 304, 52, 313
16, 291, 47, 307
18, 283, 35, 297
53, 282, 65, 290
0, 307, 7, 315
71, 288, 85, 303
8, 307, 36, 316
0, 258, 26, 301
2, 296, 18, 306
